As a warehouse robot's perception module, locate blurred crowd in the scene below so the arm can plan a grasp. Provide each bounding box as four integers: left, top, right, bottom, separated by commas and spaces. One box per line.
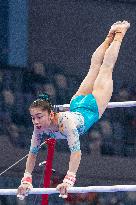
0, 63, 136, 156
0, 63, 136, 205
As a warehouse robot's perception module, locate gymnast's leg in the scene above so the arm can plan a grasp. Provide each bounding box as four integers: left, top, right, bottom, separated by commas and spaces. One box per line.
92, 21, 130, 117
71, 27, 115, 100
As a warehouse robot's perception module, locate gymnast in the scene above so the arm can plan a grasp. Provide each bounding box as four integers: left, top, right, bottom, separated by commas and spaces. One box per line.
17, 21, 130, 199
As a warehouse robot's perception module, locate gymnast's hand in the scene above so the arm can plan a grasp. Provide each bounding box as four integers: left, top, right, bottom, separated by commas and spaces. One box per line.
17, 183, 33, 200
56, 182, 70, 198
17, 172, 33, 200
56, 171, 76, 198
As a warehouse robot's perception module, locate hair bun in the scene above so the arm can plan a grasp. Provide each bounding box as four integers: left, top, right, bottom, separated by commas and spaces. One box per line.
38, 93, 49, 101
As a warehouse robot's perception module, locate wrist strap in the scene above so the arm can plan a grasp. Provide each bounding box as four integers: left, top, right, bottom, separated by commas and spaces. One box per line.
21, 177, 32, 186
63, 171, 76, 187
21, 172, 32, 186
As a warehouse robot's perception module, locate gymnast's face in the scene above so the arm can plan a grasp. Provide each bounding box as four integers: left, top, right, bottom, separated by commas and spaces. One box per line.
30, 107, 54, 130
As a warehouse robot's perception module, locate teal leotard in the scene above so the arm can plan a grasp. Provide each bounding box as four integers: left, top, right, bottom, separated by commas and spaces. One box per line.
70, 94, 99, 132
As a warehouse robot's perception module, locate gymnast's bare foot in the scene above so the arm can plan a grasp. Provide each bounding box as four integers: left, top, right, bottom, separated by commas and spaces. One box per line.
109, 21, 130, 42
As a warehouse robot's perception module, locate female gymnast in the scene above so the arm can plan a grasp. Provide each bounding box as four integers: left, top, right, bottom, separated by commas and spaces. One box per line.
17, 21, 130, 199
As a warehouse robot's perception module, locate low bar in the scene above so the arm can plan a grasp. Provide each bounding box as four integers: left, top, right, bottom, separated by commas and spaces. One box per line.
1, 185, 136, 195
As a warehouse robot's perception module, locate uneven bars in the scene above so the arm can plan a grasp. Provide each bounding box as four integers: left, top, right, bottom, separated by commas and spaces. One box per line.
1, 185, 136, 195
56, 101, 136, 111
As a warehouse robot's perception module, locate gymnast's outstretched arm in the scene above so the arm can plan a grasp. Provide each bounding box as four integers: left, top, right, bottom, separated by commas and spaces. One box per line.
25, 152, 37, 174
17, 153, 36, 200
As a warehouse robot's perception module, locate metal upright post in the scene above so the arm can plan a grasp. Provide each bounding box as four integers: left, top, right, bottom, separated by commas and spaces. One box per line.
41, 138, 56, 205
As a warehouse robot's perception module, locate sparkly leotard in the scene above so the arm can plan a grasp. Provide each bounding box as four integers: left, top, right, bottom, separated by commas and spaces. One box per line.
30, 94, 99, 154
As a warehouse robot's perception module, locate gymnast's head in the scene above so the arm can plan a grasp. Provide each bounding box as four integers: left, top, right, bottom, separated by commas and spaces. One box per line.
29, 93, 54, 130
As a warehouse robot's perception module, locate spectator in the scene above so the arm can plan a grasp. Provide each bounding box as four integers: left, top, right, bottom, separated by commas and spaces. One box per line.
54, 73, 70, 104
88, 130, 101, 156
42, 83, 56, 99
2, 89, 16, 119
33, 62, 45, 77
2, 89, 14, 107
7, 123, 25, 148
22, 62, 46, 94
100, 120, 114, 155
100, 120, 112, 137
